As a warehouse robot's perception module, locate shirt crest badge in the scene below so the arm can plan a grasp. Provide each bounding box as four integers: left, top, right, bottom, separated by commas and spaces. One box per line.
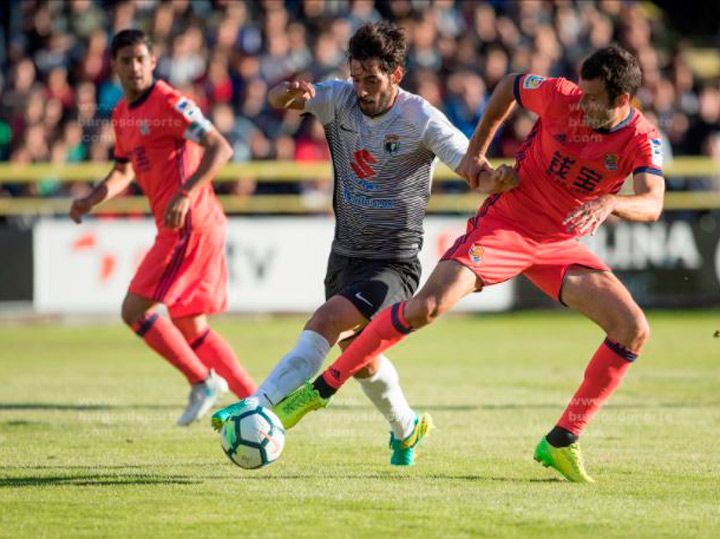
384, 134, 400, 154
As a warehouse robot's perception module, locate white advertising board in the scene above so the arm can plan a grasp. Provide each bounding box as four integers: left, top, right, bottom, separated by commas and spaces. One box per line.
34, 217, 514, 314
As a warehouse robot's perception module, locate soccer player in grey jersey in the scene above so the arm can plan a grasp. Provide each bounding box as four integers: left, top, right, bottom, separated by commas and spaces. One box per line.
213, 22, 517, 465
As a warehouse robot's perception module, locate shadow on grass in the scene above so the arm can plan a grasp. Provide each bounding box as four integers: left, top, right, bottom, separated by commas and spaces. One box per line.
221, 473, 561, 483
0, 403, 179, 411
0, 474, 201, 488
331, 404, 481, 412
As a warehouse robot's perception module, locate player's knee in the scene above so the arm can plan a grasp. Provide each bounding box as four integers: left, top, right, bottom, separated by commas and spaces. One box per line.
609, 310, 650, 352
404, 296, 444, 328
630, 313, 651, 350
120, 298, 146, 327
307, 307, 345, 338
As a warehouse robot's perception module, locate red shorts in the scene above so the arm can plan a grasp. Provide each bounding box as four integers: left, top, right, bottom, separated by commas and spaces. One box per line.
129, 224, 228, 318
441, 214, 609, 302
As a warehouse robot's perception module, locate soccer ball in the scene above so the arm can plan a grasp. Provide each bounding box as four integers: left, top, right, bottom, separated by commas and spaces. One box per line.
220, 402, 285, 469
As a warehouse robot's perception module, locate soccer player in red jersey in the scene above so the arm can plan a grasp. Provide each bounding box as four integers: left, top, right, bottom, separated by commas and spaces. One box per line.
275, 46, 665, 482
69, 30, 256, 426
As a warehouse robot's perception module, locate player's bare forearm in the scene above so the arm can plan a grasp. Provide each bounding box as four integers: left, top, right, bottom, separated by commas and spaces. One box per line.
564, 173, 664, 236
610, 192, 664, 222
181, 130, 233, 194
69, 163, 133, 223
467, 74, 518, 157
87, 164, 134, 205
611, 172, 665, 222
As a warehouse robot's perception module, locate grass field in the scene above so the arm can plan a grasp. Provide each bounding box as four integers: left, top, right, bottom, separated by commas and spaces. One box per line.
1, 310, 718, 538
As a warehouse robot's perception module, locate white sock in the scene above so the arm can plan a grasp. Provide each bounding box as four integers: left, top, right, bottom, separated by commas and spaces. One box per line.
254, 330, 330, 407
357, 355, 417, 439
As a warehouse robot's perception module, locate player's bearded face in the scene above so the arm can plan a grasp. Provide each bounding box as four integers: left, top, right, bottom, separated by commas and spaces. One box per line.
112, 44, 157, 97
579, 78, 617, 129
350, 59, 402, 117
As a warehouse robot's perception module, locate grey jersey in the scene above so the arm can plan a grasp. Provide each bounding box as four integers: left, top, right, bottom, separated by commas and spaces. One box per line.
303, 80, 468, 260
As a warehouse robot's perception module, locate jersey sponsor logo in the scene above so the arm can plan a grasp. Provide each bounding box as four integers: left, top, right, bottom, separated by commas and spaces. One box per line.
523, 75, 545, 90
342, 186, 396, 209
350, 149, 378, 179
650, 137, 663, 167
384, 134, 400, 154
604, 153, 619, 171
468, 243, 484, 263
139, 119, 150, 136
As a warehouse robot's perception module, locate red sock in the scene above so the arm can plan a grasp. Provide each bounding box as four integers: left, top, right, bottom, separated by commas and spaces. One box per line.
190, 329, 257, 398
321, 302, 413, 390
557, 338, 637, 436
132, 313, 208, 384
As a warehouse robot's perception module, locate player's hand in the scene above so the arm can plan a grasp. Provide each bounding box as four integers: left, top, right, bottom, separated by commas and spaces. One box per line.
164, 192, 191, 230
69, 196, 94, 224
488, 164, 519, 193
284, 80, 315, 107
563, 195, 617, 236
457, 153, 493, 190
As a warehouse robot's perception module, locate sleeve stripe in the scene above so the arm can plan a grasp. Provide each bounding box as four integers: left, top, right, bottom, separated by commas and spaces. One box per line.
513, 75, 524, 108
633, 166, 663, 176
114, 156, 130, 163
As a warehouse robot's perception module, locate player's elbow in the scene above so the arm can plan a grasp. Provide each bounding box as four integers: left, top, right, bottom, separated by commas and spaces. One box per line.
211, 135, 233, 163
646, 196, 664, 222
220, 138, 234, 162
648, 207, 662, 222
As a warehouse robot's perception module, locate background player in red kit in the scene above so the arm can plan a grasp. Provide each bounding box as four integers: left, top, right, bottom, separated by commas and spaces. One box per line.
69, 30, 255, 426
276, 46, 666, 483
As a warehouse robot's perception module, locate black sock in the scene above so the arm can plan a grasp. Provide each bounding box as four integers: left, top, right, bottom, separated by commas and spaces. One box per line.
546, 426, 578, 448
312, 376, 337, 399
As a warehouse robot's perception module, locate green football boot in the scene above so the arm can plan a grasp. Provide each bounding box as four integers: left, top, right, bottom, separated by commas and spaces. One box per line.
211, 397, 255, 432
533, 436, 595, 483
389, 412, 434, 466
272, 381, 330, 429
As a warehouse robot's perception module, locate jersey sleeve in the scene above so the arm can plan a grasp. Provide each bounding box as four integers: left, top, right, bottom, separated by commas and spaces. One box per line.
111, 108, 130, 162
421, 105, 469, 170
163, 92, 215, 144
302, 80, 348, 125
513, 74, 578, 117
631, 130, 664, 176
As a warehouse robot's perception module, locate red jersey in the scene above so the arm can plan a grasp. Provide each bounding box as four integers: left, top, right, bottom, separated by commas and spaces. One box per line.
111, 80, 226, 230
484, 74, 663, 241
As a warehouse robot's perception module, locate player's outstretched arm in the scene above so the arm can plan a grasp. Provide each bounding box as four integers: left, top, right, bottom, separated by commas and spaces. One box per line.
457, 74, 519, 189
163, 129, 233, 229
69, 161, 134, 224
268, 80, 315, 110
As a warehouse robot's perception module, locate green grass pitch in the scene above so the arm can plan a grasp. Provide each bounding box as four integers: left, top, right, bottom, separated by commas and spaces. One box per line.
1, 311, 718, 537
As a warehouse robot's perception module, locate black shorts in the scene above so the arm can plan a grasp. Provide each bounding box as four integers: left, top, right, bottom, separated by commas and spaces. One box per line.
324, 252, 422, 320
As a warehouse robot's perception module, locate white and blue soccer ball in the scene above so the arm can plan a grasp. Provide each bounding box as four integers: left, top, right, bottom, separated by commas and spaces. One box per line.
220, 401, 285, 470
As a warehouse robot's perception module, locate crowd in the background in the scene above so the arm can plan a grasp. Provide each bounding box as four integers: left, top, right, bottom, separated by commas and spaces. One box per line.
0, 0, 719, 201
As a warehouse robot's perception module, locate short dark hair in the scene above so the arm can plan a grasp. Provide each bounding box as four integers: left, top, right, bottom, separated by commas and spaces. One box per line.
110, 29, 153, 59
580, 45, 642, 104
348, 22, 407, 73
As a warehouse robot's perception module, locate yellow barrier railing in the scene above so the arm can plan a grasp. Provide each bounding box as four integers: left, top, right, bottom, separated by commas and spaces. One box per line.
0, 158, 718, 214
0, 157, 719, 182
2, 191, 719, 215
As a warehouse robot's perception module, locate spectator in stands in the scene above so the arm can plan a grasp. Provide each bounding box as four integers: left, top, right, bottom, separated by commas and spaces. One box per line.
0, 0, 717, 207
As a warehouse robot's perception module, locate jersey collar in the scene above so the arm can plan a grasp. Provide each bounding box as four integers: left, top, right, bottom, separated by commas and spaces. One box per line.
593, 108, 635, 134
128, 81, 157, 110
